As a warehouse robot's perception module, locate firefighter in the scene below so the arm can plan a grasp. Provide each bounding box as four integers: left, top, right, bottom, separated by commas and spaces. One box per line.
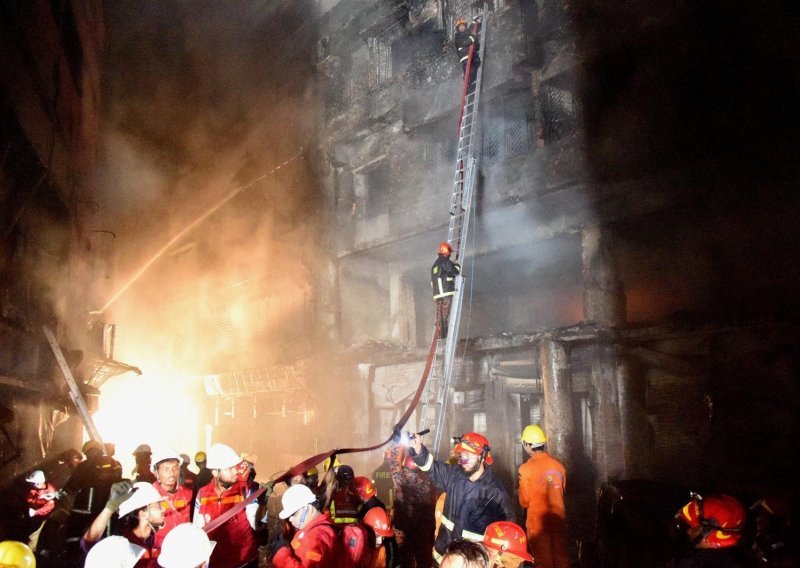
272, 484, 342, 567
0, 540, 36, 568
330, 465, 361, 525
517, 424, 568, 568
45, 448, 82, 489
178, 453, 196, 490
82, 480, 167, 567
150, 447, 192, 550
432, 242, 461, 339
673, 493, 747, 567
454, 16, 481, 86
193, 451, 212, 490
410, 431, 514, 565
363, 506, 401, 568
192, 443, 258, 568
133, 444, 156, 484
354, 476, 386, 519
65, 440, 122, 517
157, 523, 214, 568
482, 521, 535, 568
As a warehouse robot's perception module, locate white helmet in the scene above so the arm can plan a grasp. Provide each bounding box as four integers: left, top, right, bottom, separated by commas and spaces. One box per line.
149, 447, 182, 472
118, 482, 167, 518
25, 470, 46, 485
205, 443, 241, 470
84, 535, 145, 568
157, 523, 216, 568
279, 484, 317, 519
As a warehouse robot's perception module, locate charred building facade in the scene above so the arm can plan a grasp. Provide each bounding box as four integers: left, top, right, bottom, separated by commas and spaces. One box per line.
0, 0, 106, 483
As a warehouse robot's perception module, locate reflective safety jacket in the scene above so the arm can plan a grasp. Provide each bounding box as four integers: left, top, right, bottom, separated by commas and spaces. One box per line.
272, 512, 343, 568
454, 29, 479, 63
152, 482, 192, 549
431, 255, 461, 299
330, 487, 361, 525
414, 445, 514, 563
193, 479, 257, 568
125, 528, 160, 568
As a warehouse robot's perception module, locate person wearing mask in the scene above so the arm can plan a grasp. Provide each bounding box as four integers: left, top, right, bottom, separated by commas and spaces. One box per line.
272, 484, 341, 567
82, 481, 167, 567
193, 443, 258, 568
517, 425, 568, 568
150, 447, 193, 550
410, 432, 514, 565
431, 242, 461, 339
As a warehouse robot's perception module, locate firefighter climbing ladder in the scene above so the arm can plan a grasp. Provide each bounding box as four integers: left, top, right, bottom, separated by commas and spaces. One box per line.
417, 4, 489, 457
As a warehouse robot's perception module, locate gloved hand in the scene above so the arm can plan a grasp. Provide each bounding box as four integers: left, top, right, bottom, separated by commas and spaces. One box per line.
259, 480, 275, 498
105, 480, 134, 513
473, 15, 483, 24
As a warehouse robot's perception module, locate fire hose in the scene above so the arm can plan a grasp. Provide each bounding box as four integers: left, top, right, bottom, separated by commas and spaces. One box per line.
203, 329, 440, 534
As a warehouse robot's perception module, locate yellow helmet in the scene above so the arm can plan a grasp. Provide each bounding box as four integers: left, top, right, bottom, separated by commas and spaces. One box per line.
322, 456, 342, 472
194, 451, 207, 463
520, 424, 547, 446
306, 466, 319, 476
0, 540, 36, 568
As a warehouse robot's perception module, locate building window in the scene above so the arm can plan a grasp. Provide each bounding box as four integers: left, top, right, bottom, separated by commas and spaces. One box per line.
368, 37, 392, 85
364, 163, 389, 219
540, 83, 581, 143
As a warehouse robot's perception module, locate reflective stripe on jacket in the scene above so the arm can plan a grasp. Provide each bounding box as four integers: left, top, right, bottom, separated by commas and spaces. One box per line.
193, 479, 257, 568
431, 255, 461, 299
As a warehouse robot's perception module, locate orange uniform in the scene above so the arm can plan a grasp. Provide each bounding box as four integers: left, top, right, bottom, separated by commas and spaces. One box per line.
152, 482, 192, 549
518, 451, 568, 568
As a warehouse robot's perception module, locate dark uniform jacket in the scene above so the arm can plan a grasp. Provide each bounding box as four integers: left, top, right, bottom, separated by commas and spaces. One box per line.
455, 29, 478, 64
431, 255, 461, 299
413, 445, 513, 563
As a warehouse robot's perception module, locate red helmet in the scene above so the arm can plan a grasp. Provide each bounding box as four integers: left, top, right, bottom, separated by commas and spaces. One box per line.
454, 17, 468, 30
354, 477, 376, 501
364, 507, 394, 537
483, 521, 534, 562
454, 432, 493, 465
677, 494, 745, 549
438, 242, 452, 256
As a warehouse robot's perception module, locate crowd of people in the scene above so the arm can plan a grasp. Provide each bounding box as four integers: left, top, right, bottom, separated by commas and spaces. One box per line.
1, 421, 794, 568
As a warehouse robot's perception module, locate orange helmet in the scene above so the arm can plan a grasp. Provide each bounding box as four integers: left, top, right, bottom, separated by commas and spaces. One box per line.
364, 507, 394, 537
483, 521, 534, 562
454, 17, 468, 30
454, 432, 493, 465
438, 242, 452, 256
354, 477, 377, 501
676, 494, 745, 549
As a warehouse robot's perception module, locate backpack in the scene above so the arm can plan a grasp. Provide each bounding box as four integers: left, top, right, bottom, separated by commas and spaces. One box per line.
340, 522, 373, 568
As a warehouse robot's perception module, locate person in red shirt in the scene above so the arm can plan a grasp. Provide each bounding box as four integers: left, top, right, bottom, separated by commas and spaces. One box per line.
192, 443, 258, 568
25, 470, 58, 551
82, 480, 167, 567
517, 425, 568, 568
272, 484, 343, 567
150, 447, 193, 550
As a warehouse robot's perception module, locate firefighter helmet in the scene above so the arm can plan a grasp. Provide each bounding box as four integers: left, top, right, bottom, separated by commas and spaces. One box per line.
306, 466, 319, 476
438, 242, 452, 256
520, 424, 547, 447
336, 465, 355, 485
354, 477, 377, 501
454, 17, 468, 30
82, 440, 103, 456
132, 444, 152, 456
158, 523, 215, 568
194, 451, 206, 463
364, 507, 394, 537
279, 484, 317, 519
25, 470, 46, 485
84, 535, 145, 568
323, 456, 342, 472
59, 448, 82, 463
0, 541, 36, 568
454, 432, 493, 465
676, 494, 745, 549
483, 521, 534, 562
205, 443, 241, 470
